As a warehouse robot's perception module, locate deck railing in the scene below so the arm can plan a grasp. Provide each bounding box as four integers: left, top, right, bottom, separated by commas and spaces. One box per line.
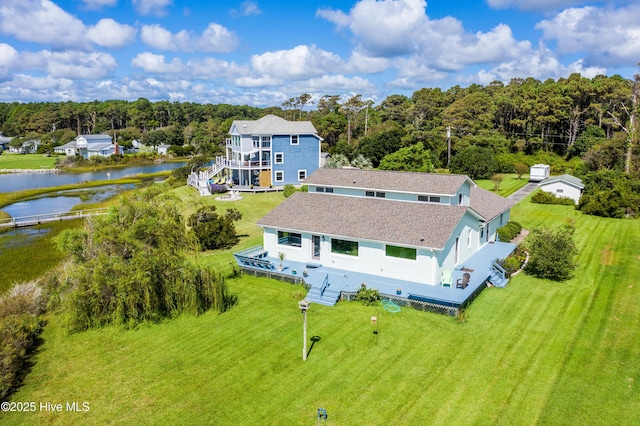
319, 274, 329, 298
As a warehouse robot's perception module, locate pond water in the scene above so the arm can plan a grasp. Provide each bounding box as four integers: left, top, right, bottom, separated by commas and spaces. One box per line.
2, 184, 135, 218
0, 162, 185, 193
0, 227, 51, 251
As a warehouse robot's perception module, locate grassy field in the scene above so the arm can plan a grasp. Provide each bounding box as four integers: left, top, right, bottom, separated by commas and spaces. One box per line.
0, 153, 58, 169
475, 173, 529, 197
2, 188, 639, 425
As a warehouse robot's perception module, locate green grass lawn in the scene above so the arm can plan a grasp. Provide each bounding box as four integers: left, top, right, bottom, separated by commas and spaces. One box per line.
2, 189, 639, 425
0, 153, 58, 169
475, 174, 529, 197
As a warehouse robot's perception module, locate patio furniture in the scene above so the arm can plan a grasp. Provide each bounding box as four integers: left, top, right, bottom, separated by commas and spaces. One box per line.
441, 270, 453, 287
456, 272, 471, 289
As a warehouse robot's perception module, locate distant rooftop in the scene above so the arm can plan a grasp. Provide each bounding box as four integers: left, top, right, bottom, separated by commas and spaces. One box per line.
231, 114, 318, 135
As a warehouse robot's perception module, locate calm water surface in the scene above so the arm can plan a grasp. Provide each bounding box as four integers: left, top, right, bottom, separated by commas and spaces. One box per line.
0, 162, 185, 193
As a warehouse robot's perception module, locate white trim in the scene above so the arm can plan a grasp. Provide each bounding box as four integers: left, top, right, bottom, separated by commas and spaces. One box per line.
275, 170, 284, 182
298, 169, 307, 181
290, 135, 299, 145
274, 152, 284, 164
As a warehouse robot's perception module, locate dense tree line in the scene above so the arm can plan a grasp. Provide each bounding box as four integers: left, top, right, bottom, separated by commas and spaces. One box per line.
1, 73, 636, 169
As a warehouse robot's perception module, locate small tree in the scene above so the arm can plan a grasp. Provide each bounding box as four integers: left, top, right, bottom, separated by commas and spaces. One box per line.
514, 162, 528, 179
491, 174, 504, 191
188, 206, 241, 251
283, 184, 296, 197
525, 225, 577, 281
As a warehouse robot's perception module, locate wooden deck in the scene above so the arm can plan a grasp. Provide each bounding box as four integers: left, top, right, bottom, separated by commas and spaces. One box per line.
0, 208, 108, 228
235, 242, 517, 313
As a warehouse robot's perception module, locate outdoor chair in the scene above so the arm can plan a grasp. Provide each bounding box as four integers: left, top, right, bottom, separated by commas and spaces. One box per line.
456, 272, 471, 289
441, 270, 453, 287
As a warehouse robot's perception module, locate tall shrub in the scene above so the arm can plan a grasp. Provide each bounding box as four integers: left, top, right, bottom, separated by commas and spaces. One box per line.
51, 186, 233, 332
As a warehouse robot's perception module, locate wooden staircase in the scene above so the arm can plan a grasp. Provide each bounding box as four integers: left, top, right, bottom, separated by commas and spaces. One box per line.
187, 156, 226, 195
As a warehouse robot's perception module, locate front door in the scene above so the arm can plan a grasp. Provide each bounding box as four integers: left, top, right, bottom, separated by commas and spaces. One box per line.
312, 235, 321, 260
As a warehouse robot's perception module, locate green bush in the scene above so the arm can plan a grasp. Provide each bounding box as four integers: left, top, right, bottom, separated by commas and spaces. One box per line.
354, 284, 381, 306
525, 225, 577, 281
497, 221, 522, 242
283, 184, 296, 197
0, 283, 44, 401
531, 190, 575, 206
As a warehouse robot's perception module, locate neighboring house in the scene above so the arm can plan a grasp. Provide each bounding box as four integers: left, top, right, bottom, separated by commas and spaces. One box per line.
187, 114, 323, 195
256, 168, 514, 287
0, 133, 13, 151
538, 174, 584, 204
55, 134, 115, 158
8, 139, 40, 154
225, 114, 322, 186
53, 141, 79, 156
157, 144, 171, 155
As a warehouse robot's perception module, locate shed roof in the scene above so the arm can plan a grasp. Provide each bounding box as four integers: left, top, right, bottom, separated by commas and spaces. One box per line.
257, 192, 468, 250
539, 174, 584, 189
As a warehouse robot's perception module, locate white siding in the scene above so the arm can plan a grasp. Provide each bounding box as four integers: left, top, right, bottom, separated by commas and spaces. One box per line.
540, 182, 582, 204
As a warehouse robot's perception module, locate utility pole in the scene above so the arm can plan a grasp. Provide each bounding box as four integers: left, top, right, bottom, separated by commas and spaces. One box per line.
447, 126, 451, 166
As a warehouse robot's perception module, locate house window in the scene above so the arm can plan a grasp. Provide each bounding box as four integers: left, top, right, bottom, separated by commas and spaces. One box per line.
331, 238, 358, 256
385, 245, 416, 260
274, 152, 284, 164
290, 135, 299, 145
458, 193, 463, 205
500, 213, 504, 225
315, 186, 325, 192
278, 231, 301, 247
418, 195, 441, 203
298, 170, 307, 181
375, 192, 385, 198
557, 189, 564, 193
261, 136, 271, 148
467, 230, 471, 248
326, 187, 334, 193
275, 171, 284, 182
252, 137, 260, 148
365, 191, 375, 197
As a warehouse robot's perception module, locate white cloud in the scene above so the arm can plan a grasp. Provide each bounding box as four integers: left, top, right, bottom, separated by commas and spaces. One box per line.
536, 5, 640, 66
486, 0, 590, 12
141, 23, 238, 53
250, 45, 345, 81
0, 43, 19, 81
132, 0, 172, 16
319, 0, 532, 76
240, 1, 262, 16
44, 51, 118, 79
131, 52, 185, 74
87, 19, 136, 49
476, 42, 606, 85
0, 0, 89, 49
81, 0, 118, 9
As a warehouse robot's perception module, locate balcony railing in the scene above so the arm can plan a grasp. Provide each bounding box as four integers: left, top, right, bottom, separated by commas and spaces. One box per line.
225, 160, 271, 168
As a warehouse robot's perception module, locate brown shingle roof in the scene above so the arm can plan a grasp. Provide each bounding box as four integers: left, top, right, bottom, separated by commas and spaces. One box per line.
304, 168, 471, 195
469, 187, 514, 221
257, 192, 468, 250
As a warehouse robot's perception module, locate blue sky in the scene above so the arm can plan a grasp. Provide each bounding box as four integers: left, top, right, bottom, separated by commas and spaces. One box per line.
0, 0, 638, 107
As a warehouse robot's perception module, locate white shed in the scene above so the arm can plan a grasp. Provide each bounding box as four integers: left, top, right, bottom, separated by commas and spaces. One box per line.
538, 174, 584, 204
